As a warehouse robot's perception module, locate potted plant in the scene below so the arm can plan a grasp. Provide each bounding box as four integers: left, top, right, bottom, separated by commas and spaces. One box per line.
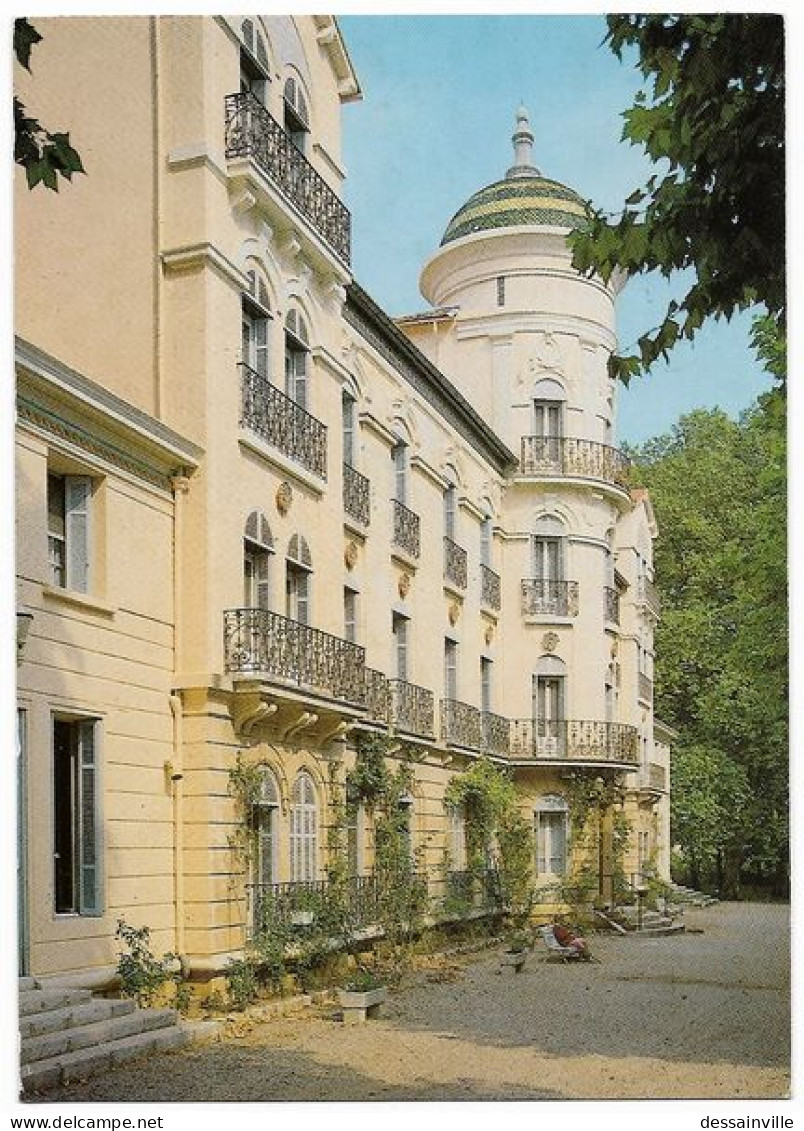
500, 929, 531, 972
337, 966, 387, 1014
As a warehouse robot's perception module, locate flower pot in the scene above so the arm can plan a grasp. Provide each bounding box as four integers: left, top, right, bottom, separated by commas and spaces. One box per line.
500, 950, 526, 972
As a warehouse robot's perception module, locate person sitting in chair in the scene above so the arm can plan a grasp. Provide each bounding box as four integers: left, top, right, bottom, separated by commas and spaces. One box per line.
553, 918, 592, 960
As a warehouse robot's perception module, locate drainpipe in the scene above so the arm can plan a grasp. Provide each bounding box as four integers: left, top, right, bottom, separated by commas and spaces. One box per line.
150, 15, 164, 418
170, 473, 191, 961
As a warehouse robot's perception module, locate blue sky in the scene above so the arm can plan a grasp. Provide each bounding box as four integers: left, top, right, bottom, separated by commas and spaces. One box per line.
338, 14, 773, 446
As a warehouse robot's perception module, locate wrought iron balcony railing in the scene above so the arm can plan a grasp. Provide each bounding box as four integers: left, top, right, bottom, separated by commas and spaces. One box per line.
389, 678, 434, 738
441, 698, 483, 749
392, 498, 421, 559
364, 667, 391, 726
240, 363, 327, 480
247, 876, 384, 939
521, 579, 579, 618
224, 91, 351, 265
638, 576, 661, 615
638, 672, 654, 703
443, 536, 467, 589
343, 463, 370, 527
604, 586, 621, 624
224, 608, 366, 704
481, 710, 510, 757
480, 564, 501, 611
520, 436, 630, 490
508, 718, 639, 765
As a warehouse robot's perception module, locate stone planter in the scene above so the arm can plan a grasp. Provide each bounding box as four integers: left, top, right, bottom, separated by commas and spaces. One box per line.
290, 910, 315, 927
337, 985, 387, 1023
500, 950, 526, 973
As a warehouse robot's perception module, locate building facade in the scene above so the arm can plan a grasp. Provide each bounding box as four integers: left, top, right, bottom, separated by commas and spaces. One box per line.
15, 15, 671, 985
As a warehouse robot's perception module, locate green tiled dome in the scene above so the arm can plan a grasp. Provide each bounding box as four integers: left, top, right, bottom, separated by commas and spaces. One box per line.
441, 175, 590, 246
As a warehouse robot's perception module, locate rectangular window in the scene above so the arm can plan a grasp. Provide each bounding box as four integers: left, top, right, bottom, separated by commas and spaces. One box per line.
53, 718, 101, 916
480, 517, 493, 567
448, 804, 466, 871
480, 657, 493, 715
532, 536, 563, 581
533, 400, 563, 439
392, 612, 409, 681
536, 810, 568, 876
496, 276, 505, 306
444, 638, 458, 701
344, 587, 358, 643
244, 543, 271, 609
444, 485, 457, 540
285, 341, 308, 409
392, 441, 408, 505
48, 473, 92, 593
346, 804, 364, 876
342, 393, 356, 468
286, 563, 310, 624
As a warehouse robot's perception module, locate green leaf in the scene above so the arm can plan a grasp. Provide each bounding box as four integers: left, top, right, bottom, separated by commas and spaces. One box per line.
14, 18, 42, 71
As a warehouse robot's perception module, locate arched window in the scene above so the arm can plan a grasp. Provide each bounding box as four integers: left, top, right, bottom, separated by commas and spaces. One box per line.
535, 795, 569, 877
532, 513, 566, 581
532, 378, 566, 441
251, 767, 280, 888
532, 655, 567, 755
240, 20, 270, 106
392, 437, 408, 504
242, 271, 271, 379
283, 75, 310, 152
286, 534, 312, 624
285, 309, 310, 409
290, 772, 318, 883
243, 510, 273, 609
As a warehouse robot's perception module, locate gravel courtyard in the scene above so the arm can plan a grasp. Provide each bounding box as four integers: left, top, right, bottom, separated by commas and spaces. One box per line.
43, 902, 790, 1102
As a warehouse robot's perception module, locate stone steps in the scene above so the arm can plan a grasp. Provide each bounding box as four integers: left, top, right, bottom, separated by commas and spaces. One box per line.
19, 978, 191, 1094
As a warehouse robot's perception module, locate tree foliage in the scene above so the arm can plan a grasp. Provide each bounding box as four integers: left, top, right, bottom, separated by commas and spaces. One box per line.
630, 395, 787, 891
14, 18, 84, 191
570, 14, 784, 383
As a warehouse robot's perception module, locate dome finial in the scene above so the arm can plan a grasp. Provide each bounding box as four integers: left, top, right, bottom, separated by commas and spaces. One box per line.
506, 103, 540, 179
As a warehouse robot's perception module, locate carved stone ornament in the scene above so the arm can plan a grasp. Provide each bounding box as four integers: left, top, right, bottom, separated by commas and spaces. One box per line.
484, 625, 494, 647
610, 638, 619, 657
344, 540, 359, 570
398, 572, 411, 598
542, 631, 560, 653
448, 602, 461, 626
276, 481, 293, 515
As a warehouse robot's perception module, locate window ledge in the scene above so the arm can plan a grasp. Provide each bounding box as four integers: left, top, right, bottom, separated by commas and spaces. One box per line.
41, 585, 116, 617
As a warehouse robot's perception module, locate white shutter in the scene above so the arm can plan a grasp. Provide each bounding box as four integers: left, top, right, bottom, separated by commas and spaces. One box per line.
256, 551, 270, 610
296, 571, 309, 626
65, 476, 91, 593
77, 721, 101, 915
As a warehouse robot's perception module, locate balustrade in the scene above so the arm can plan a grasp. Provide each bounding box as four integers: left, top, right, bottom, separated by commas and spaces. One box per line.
508, 718, 639, 764
240, 363, 327, 479
480, 564, 501, 611
443, 536, 467, 589
388, 678, 434, 738
343, 463, 370, 527
520, 435, 630, 490
441, 698, 483, 749
521, 578, 579, 617
392, 498, 421, 559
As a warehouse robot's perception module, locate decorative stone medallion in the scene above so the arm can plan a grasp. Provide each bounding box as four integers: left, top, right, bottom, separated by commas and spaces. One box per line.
276, 481, 293, 515
484, 625, 494, 647
610, 638, 619, 657
542, 631, 560, 652
344, 540, 359, 570
398, 572, 411, 598
448, 602, 460, 626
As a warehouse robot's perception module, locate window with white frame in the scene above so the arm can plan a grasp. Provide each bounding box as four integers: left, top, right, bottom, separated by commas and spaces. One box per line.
448, 803, 467, 871
480, 657, 493, 715
284, 309, 310, 409
392, 611, 409, 681
444, 479, 458, 541
480, 515, 493, 567
250, 767, 280, 889
53, 717, 101, 915
47, 472, 92, 592
285, 534, 312, 625
283, 75, 310, 152
289, 771, 318, 883
243, 510, 274, 609
345, 801, 364, 877
342, 390, 357, 467
392, 438, 408, 505
533, 655, 567, 751
532, 515, 566, 582
444, 638, 458, 701
242, 272, 271, 379
535, 796, 569, 878
344, 587, 358, 643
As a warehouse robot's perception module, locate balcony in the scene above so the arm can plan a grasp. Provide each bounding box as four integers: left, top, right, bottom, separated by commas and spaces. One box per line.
444, 536, 467, 589
392, 498, 421, 559
520, 436, 630, 491
638, 672, 654, 703
481, 710, 510, 757
604, 586, 621, 625
343, 463, 370, 527
646, 762, 667, 792
480, 564, 501, 611
224, 92, 351, 265
364, 667, 391, 726
508, 718, 639, 766
521, 579, 579, 618
224, 608, 365, 705
240, 363, 327, 480
389, 679, 434, 738
441, 698, 482, 750
638, 576, 661, 615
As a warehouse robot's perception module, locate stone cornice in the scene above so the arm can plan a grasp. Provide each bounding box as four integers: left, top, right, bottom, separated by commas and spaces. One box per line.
162, 241, 249, 292
345, 283, 517, 478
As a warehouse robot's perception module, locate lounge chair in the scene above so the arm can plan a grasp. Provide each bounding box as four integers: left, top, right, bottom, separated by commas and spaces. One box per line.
539, 924, 592, 963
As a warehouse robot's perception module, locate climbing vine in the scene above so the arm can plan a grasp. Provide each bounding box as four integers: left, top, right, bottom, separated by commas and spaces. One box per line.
555, 772, 632, 911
